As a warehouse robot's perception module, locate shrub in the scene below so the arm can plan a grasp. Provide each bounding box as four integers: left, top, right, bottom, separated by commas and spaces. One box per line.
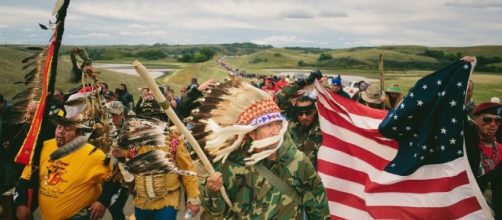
318, 53, 333, 61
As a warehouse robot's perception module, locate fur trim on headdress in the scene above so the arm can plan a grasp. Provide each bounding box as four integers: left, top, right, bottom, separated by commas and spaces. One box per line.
191, 78, 286, 165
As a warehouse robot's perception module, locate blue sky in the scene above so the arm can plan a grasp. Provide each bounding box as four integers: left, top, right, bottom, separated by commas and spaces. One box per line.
1, 0, 501, 48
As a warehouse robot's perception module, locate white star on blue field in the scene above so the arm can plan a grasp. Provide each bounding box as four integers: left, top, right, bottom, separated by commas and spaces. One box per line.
379, 60, 471, 175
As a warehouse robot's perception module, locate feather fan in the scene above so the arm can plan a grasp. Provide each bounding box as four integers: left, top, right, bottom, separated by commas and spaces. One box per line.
49, 135, 88, 161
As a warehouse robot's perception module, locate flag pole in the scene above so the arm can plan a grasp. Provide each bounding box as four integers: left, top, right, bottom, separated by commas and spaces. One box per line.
460, 58, 494, 219
379, 54, 385, 90
133, 60, 233, 208
15, 0, 71, 165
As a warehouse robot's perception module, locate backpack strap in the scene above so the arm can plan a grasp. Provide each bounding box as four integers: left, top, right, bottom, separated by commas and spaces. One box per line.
254, 163, 301, 204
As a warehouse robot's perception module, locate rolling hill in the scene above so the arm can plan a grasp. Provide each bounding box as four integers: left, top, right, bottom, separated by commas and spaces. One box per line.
0, 45, 148, 100
1, 44, 501, 102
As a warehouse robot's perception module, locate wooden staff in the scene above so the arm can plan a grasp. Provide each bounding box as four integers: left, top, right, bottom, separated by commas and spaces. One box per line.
133, 60, 233, 208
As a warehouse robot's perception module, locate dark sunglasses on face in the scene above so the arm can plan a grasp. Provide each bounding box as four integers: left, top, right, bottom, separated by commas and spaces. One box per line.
296, 110, 314, 116
482, 116, 502, 124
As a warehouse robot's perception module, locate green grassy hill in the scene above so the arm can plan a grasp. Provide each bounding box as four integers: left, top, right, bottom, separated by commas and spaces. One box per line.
1, 44, 501, 103
0, 45, 148, 100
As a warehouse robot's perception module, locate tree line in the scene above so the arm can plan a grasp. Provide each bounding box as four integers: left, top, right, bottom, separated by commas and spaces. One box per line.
296, 50, 502, 72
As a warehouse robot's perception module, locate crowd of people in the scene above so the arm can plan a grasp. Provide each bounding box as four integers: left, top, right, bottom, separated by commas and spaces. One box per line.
1, 57, 501, 219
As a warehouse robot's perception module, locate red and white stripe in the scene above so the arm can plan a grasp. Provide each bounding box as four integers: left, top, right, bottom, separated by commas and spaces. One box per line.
314, 81, 491, 220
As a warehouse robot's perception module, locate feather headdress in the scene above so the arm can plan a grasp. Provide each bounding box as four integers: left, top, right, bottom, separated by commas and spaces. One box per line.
190, 78, 287, 166
117, 116, 168, 150
125, 149, 196, 176
9, 47, 47, 125
13, 0, 72, 165
117, 117, 197, 176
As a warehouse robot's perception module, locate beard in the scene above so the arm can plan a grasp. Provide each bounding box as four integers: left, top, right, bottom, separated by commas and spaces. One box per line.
479, 128, 497, 143
299, 119, 312, 127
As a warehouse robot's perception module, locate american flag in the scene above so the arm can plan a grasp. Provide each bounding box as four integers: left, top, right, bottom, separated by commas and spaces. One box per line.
316, 60, 493, 219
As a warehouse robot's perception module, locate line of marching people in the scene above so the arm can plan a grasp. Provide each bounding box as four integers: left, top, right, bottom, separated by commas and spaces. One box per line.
1, 57, 501, 219
1, 75, 331, 220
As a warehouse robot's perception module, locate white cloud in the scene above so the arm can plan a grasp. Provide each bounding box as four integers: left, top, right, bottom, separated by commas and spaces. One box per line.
0, 0, 501, 48
129, 24, 147, 29
67, 32, 111, 39
0, 6, 50, 26
443, 0, 502, 8
279, 9, 315, 19
117, 30, 167, 36
318, 11, 348, 18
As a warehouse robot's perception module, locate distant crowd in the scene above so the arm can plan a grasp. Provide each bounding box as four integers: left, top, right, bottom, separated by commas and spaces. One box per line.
1, 60, 502, 219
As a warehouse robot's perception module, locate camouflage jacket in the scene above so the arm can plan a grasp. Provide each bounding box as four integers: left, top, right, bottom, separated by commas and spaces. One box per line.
288, 120, 322, 168
200, 134, 330, 219
275, 82, 301, 119
276, 82, 323, 167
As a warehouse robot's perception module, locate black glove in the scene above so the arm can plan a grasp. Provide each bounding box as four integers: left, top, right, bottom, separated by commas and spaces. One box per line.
305, 69, 323, 84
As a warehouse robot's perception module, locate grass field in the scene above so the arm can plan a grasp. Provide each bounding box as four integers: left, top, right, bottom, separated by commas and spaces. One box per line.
0, 46, 148, 100
1, 45, 501, 104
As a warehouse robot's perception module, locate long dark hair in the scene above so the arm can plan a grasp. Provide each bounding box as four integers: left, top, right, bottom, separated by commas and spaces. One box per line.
120, 83, 128, 93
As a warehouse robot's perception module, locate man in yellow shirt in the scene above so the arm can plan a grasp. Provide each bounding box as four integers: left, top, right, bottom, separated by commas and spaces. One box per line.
15, 109, 112, 220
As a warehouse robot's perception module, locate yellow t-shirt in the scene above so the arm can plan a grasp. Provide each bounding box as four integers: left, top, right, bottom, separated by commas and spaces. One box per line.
21, 138, 112, 220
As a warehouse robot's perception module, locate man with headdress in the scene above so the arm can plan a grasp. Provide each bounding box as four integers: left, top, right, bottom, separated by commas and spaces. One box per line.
112, 107, 200, 220
465, 102, 502, 218
15, 104, 112, 220
193, 78, 329, 219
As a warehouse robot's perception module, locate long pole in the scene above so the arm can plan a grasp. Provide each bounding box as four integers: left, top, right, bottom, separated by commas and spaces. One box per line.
15, 0, 71, 165
133, 60, 233, 208
379, 54, 385, 90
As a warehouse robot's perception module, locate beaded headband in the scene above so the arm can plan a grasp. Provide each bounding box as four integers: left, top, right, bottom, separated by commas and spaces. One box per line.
236, 99, 283, 126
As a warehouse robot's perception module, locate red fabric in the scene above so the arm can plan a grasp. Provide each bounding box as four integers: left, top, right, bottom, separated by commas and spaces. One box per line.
27, 188, 33, 210
78, 86, 93, 93
479, 142, 502, 173
314, 81, 488, 219
15, 32, 56, 165
275, 79, 288, 89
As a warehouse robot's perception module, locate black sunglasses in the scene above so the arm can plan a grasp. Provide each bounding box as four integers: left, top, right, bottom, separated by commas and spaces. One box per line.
482, 116, 502, 124
296, 110, 314, 116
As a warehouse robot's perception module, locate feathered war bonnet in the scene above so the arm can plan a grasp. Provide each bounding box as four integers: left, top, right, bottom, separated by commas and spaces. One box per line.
191, 78, 287, 166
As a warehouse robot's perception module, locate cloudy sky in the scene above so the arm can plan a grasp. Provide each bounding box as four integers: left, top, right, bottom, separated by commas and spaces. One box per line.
1, 0, 501, 48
